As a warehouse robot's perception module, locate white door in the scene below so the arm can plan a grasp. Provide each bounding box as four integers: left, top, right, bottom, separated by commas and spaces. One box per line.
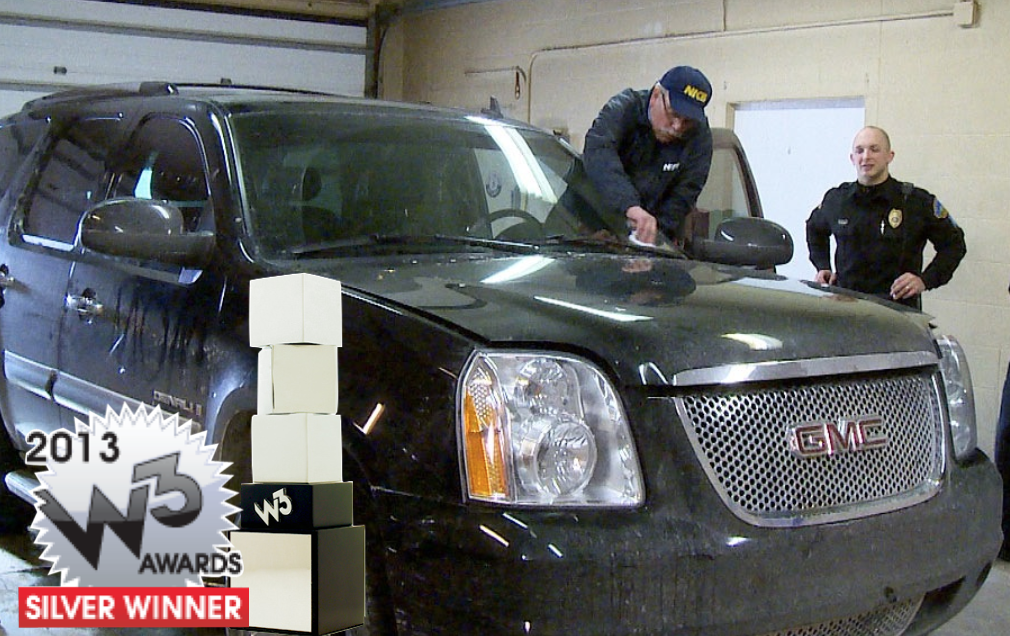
734, 101, 865, 280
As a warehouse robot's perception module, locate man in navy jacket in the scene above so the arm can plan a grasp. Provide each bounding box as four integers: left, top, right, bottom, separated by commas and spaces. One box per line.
583, 66, 714, 246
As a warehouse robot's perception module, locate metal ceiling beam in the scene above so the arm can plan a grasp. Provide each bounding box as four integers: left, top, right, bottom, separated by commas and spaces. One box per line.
196, 0, 371, 20
112, 0, 374, 22
97, 0, 496, 21
398, 0, 500, 15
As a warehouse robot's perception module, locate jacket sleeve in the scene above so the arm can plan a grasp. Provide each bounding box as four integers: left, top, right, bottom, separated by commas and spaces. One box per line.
919, 195, 967, 290
583, 89, 645, 215
654, 126, 713, 237
805, 194, 834, 273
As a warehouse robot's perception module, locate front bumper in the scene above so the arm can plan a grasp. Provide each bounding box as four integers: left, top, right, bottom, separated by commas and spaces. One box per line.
375, 452, 1001, 635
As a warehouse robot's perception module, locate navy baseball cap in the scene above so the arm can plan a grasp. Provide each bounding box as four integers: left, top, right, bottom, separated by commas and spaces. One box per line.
658, 66, 712, 122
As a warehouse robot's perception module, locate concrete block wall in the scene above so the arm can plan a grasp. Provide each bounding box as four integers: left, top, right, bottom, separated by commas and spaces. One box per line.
380, 0, 1010, 455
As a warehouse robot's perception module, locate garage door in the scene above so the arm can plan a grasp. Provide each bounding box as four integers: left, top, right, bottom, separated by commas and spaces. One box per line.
0, 88, 49, 119
0, 0, 366, 117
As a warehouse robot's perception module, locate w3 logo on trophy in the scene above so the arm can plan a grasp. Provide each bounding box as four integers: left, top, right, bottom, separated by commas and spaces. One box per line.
254, 488, 293, 525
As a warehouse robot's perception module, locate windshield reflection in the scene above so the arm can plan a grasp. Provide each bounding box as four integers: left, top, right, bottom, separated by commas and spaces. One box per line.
230, 107, 622, 257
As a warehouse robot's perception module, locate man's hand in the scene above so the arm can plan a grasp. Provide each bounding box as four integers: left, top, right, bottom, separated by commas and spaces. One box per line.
814, 269, 837, 285
890, 273, 925, 301
626, 206, 657, 245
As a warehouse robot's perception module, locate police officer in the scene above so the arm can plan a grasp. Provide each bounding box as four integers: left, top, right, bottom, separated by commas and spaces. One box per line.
806, 126, 966, 308
583, 65, 713, 246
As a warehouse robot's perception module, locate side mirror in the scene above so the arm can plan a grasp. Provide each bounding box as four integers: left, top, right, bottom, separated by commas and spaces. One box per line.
691, 216, 793, 269
78, 198, 215, 267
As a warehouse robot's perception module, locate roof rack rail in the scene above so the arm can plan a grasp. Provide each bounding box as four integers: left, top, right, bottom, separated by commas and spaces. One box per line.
22, 81, 178, 112
170, 82, 334, 97
21, 81, 334, 113
139, 82, 179, 95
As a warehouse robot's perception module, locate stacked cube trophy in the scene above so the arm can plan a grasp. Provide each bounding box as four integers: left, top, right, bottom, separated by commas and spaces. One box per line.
230, 273, 365, 634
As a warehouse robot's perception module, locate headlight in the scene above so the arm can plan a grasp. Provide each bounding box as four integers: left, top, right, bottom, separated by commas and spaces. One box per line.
458, 351, 644, 506
935, 335, 977, 461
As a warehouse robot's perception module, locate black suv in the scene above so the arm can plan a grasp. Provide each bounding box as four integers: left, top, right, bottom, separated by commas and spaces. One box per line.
0, 83, 1002, 636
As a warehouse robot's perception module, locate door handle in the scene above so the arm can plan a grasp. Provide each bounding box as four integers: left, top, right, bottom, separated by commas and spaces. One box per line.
66, 293, 104, 318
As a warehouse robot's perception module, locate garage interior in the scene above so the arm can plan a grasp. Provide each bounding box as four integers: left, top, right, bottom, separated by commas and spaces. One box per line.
0, 0, 1007, 634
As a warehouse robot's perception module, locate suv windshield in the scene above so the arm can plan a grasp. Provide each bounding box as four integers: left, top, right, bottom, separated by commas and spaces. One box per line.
230, 106, 625, 257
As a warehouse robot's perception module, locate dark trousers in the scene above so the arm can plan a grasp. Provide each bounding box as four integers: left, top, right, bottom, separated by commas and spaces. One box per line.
997, 362, 1010, 555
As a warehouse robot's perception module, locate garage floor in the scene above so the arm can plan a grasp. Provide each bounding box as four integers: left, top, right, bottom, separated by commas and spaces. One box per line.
1, 529, 1008, 635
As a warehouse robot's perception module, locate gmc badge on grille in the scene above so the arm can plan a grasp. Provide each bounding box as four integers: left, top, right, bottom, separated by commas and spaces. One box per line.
787, 415, 888, 458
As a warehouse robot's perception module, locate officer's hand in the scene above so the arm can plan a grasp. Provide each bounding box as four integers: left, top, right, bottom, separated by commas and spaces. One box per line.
814, 270, 837, 286
891, 273, 924, 301
626, 206, 657, 245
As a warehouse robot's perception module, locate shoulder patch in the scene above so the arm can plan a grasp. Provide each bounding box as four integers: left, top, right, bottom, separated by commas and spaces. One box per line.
933, 198, 949, 219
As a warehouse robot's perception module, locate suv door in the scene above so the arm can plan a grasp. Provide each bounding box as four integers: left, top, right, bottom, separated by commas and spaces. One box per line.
0, 115, 122, 442
57, 114, 218, 430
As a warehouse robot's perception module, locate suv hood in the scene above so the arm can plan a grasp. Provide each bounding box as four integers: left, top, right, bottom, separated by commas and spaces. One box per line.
298, 252, 937, 386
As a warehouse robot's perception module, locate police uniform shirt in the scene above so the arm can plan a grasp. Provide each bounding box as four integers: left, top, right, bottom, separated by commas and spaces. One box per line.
583, 88, 713, 238
805, 176, 966, 302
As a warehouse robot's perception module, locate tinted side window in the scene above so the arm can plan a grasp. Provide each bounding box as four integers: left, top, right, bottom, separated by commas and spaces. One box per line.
110, 116, 211, 232
0, 118, 47, 194
22, 117, 121, 247
692, 146, 753, 240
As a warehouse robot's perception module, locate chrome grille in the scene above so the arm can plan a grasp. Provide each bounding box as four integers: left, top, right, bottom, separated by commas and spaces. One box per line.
761, 596, 922, 636
676, 368, 944, 526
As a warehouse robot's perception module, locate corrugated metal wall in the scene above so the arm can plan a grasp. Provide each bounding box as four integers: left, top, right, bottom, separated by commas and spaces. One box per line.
0, 0, 366, 117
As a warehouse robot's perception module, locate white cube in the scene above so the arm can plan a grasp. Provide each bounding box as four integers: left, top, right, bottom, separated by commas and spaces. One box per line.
232, 531, 313, 632
231, 527, 365, 634
250, 274, 342, 347
258, 345, 339, 415
252, 414, 342, 483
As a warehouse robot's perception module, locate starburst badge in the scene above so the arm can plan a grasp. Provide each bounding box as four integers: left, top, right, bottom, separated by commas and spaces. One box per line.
29, 404, 242, 587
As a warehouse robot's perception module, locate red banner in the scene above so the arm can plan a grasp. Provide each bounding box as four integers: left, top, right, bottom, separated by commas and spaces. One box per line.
19, 587, 249, 628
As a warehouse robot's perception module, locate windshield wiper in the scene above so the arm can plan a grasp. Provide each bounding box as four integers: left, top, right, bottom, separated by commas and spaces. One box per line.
285, 234, 542, 257
535, 235, 688, 259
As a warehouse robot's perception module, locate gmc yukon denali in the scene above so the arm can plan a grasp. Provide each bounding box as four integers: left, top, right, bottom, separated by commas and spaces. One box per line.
0, 82, 1002, 636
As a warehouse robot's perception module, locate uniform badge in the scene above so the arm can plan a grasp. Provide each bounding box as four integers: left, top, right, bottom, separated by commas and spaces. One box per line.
933, 198, 949, 219
888, 208, 902, 229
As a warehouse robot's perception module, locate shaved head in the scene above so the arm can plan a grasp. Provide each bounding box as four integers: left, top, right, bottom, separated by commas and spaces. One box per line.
855, 126, 891, 152
850, 127, 895, 186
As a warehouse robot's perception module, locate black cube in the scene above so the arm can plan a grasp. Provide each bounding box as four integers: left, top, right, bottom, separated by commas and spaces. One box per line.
240, 482, 353, 531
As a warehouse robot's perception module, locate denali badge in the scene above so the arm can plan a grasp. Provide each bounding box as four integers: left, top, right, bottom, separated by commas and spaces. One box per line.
788, 415, 888, 458
153, 390, 204, 421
